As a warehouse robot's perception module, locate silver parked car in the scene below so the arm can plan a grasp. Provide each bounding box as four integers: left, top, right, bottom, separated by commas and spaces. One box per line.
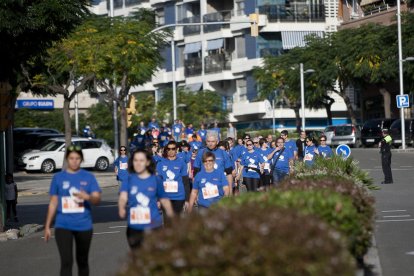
331, 124, 362, 148
323, 126, 336, 145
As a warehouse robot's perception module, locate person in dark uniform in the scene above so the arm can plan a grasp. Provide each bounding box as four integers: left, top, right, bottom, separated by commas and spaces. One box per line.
379, 129, 393, 184
296, 131, 307, 160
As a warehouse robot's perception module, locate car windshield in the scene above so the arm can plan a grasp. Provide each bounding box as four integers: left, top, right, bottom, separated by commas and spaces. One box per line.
324, 126, 335, 132
335, 126, 353, 136
40, 141, 64, 151
363, 120, 382, 128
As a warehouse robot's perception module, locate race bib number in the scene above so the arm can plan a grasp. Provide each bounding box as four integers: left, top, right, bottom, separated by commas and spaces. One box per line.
130, 206, 151, 224
164, 181, 178, 193
119, 162, 128, 170
304, 153, 314, 161
62, 197, 85, 213
202, 184, 219, 199
264, 163, 270, 171
248, 164, 257, 172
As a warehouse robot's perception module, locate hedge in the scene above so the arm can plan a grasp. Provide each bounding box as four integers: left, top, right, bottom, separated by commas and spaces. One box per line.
279, 176, 375, 258
218, 189, 367, 259
120, 205, 355, 276
293, 155, 377, 191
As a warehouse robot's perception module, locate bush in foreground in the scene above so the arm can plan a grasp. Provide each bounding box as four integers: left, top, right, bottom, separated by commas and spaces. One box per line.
279, 176, 375, 258
293, 155, 377, 191
120, 205, 355, 276
218, 189, 365, 259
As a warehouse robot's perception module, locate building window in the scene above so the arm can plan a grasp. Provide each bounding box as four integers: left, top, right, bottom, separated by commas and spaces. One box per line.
235, 36, 246, 58
235, 0, 245, 16
257, 32, 283, 57
237, 79, 247, 102
156, 8, 165, 26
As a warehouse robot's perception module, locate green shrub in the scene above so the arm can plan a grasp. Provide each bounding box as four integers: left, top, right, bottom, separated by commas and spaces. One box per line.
293, 155, 377, 191
121, 205, 355, 276
218, 189, 366, 259
279, 176, 375, 258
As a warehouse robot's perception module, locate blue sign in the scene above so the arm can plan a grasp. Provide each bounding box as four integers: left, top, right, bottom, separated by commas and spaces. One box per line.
16, 99, 54, 110
336, 144, 351, 159
396, 95, 410, 108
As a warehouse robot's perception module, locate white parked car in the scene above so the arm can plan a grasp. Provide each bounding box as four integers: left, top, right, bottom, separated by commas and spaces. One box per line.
323, 126, 336, 146
20, 138, 114, 173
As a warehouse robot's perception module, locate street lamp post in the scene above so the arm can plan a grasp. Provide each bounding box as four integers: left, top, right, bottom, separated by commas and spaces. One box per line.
397, 0, 406, 149
272, 90, 278, 134
299, 63, 315, 131
171, 36, 177, 121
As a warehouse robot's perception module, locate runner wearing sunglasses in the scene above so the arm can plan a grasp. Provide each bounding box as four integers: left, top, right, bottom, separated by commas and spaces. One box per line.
315, 135, 333, 158
114, 146, 129, 184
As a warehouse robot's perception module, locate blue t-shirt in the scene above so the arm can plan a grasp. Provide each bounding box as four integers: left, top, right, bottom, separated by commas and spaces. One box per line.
172, 124, 182, 135
120, 174, 166, 230
230, 145, 244, 162
258, 148, 272, 174
194, 148, 233, 172
185, 127, 194, 135
49, 170, 101, 231
158, 131, 169, 147
272, 147, 294, 173
148, 122, 159, 130
177, 151, 191, 164
132, 134, 145, 149
284, 140, 298, 153
153, 155, 162, 164
156, 158, 188, 200
304, 145, 317, 166
317, 145, 333, 158
189, 141, 202, 151
198, 129, 207, 141
193, 170, 228, 208
114, 156, 129, 181
240, 150, 261, 179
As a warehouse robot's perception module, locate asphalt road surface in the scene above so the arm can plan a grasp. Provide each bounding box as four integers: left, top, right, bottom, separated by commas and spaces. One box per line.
1, 148, 413, 275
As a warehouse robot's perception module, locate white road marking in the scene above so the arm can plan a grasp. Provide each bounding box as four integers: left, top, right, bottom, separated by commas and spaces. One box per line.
365, 168, 413, 171
376, 219, 414, 223
108, 225, 127, 229
383, 215, 411, 218
401, 166, 413, 168
406, 251, 414, 255
381, 210, 407, 213
93, 231, 120, 235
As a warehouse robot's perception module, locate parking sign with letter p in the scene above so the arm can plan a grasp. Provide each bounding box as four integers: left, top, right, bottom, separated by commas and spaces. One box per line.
396, 94, 410, 108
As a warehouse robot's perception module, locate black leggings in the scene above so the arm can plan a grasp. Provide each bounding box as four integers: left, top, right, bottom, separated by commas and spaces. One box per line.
55, 228, 93, 276
243, 177, 260, 192
260, 175, 272, 189
170, 200, 185, 215
6, 200, 17, 219
126, 227, 145, 250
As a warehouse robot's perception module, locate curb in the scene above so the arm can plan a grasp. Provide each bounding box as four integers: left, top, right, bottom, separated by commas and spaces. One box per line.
393, 149, 414, 153
1, 224, 44, 242
19, 184, 119, 197
363, 236, 383, 276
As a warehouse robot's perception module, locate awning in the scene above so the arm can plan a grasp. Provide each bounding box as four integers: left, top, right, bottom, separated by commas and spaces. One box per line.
281, 31, 324, 50
183, 42, 202, 54
184, 83, 203, 92
206, 38, 224, 51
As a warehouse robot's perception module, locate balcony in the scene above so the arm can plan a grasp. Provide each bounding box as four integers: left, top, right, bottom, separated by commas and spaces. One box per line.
184, 58, 202, 77
203, 10, 232, 33
258, 4, 325, 23
181, 16, 201, 36
205, 53, 232, 74
259, 48, 283, 57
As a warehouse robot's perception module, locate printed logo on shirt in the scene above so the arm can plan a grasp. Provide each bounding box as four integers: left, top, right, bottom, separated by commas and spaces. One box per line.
80, 181, 88, 186
249, 158, 255, 164
214, 163, 218, 170
166, 170, 176, 180
162, 166, 168, 171
131, 186, 138, 195
174, 166, 180, 170
148, 187, 155, 192
201, 178, 206, 184
63, 181, 70, 189
279, 155, 285, 161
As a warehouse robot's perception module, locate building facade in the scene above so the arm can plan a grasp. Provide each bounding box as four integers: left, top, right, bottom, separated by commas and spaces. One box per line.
35, 0, 350, 129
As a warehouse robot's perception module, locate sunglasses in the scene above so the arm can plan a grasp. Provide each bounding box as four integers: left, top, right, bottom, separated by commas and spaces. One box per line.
67, 145, 81, 151
166, 147, 176, 151
320, 139, 326, 142
254, 142, 259, 144
120, 149, 126, 152
246, 143, 253, 146
204, 159, 215, 163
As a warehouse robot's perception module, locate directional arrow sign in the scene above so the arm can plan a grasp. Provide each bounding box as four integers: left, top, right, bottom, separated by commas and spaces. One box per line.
336, 144, 351, 159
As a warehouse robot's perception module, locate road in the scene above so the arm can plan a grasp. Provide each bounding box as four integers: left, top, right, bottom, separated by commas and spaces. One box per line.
1, 148, 413, 275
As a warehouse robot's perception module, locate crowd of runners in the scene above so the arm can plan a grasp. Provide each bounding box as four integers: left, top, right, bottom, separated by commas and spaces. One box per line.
44, 119, 334, 276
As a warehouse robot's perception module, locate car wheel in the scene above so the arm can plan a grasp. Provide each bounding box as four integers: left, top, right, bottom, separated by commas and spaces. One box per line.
41, 159, 56, 173
95, 157, 109, 171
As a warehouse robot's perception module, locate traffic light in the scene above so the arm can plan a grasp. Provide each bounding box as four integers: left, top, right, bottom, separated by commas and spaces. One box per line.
126, 95, 136, 128
249, 12, 259, 37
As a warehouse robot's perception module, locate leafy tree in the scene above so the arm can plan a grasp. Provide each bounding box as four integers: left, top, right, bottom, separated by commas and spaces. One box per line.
131, 92, 157, 128
72, 10, 169, 147
156, 89, 228, 126
14, 109, 65, 132
84, 103, 115, 146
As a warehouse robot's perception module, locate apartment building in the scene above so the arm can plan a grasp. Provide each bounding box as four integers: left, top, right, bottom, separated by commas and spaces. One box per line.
90, 0, 351, 129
